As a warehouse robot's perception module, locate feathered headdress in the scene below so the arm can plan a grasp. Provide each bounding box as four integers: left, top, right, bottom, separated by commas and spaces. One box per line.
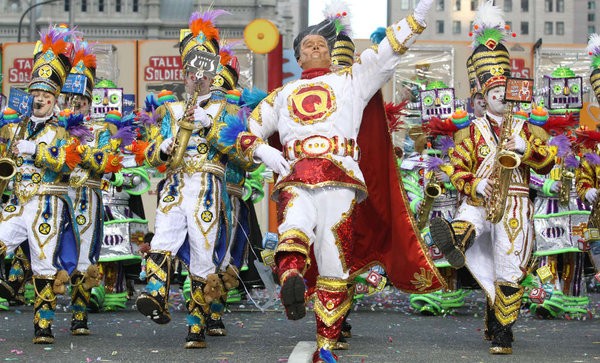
180, 9, 230, 72
64, 39, 96, 100
468, 1, 513, 94
29, 25, 75, 96
587, 33, 600, 104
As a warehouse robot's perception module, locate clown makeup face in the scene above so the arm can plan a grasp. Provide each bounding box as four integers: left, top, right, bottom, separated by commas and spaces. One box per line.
297, 34, 331, 70
471, 93, 486, 118
30, 90, 56, 118
68, 94, 91, 116
485, 86, 506, 117
184, 71, 213, 97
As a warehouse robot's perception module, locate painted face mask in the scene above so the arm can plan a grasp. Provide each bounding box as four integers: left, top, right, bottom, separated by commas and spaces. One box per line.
541, 67, 583, 115
91, 87, 123, 120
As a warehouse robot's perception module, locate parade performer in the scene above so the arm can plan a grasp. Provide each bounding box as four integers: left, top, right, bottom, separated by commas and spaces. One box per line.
135, 10, 254, 349
91, 79, 150, 312
0, 25, 82, 344
429, 1, 557, 354
576, 33, 600, 292
406, 81, 469, 316
229, 1, 444, 361
528, 66, 590, 318
63, 37, 136, 333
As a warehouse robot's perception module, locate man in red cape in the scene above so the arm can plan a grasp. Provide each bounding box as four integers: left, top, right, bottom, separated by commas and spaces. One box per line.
234, 1, 442, 361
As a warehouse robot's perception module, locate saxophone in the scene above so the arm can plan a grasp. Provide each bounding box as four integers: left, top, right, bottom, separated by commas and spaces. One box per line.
485, 102, 521, 223
584, 189, 600, 242
168, 87, 199, 169
0, 114, 29, 196
558, 158, 574, 206
416, 173, 442, 230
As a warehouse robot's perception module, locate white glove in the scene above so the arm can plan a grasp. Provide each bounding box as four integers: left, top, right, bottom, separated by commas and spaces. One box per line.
413, 0, 434, 24
160, 137, 174, 155
586, 188, 598, 204
253, 144, 290, 176
550, 181, 561, 194
514, 135, 526, 154
193, 107, 212, 128
15, 140, 36, 155
476, 178, 488, 197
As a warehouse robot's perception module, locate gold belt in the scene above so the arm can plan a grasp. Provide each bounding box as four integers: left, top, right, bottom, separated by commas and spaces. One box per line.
284, 135, 360, 161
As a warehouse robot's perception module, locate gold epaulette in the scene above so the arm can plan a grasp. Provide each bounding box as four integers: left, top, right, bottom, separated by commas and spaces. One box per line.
454, 127, 471, 144
528, 124, 549, 142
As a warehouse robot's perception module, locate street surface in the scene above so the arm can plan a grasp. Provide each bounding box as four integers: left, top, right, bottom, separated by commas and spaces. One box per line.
0, 287, 599, 362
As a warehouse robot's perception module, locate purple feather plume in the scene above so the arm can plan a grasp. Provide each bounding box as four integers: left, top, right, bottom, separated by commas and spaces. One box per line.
585, 152, 600, 166
438, 136, 454, 156
548, 134, 571, 157
189, 9, 230, 25
39, 25, 78, 44
426, 156, 445, 172
111, 126, 136, 147
69, 124, 92, 140
564, 153, 579, 169
138, 109, 160, 127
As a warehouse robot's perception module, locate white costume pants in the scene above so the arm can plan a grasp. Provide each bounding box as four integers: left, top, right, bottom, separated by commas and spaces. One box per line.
279, 186, 356, 279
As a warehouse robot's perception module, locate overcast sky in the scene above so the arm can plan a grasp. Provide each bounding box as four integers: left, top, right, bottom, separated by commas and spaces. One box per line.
308, 0, 388, 39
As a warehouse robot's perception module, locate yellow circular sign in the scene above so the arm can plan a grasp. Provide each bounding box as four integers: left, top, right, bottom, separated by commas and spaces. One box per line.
244, 19, 280, 54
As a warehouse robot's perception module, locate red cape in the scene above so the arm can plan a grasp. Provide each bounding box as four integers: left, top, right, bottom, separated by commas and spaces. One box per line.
304, 90, 444, 293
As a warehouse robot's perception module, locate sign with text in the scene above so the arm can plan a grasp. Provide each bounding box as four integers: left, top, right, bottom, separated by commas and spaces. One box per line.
8, 87, 33, 117
505, 77, 533, 103
510, 58, 531, 79
144, 56, 183, 82
8, 57, 34, 84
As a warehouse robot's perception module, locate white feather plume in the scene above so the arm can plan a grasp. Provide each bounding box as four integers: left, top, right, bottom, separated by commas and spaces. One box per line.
587, 33, 600, 55
322, 0, 352, 36
473, 0, 505, 30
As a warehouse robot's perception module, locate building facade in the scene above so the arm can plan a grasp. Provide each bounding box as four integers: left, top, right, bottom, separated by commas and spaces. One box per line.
0, 0, 295, 43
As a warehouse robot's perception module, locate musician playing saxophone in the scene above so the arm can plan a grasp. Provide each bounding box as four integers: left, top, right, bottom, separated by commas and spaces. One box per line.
135, 10, 254, 350
429, 2, 557, 355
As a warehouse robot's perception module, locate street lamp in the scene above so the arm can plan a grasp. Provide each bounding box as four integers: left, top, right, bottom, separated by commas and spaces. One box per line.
18, 0, 61, 43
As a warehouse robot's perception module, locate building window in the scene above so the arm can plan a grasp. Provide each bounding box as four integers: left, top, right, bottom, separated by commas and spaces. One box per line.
589, 25, 596, 34
545, 0, 553, 11
471, 0, 477, 11
400, 0, 410, 9
556, 0, 564, 12
452, 20, 461, 34
469, 21, 474, 31
556, 21, 564, 35
437, 0, 444, 11
99, 0, 104, 12
436, 20, 444, 33
544, 21, 553, 35
521, 0, 529, 12
64, 0, 69, 12
116, 0, 121, 12
590, 1, 596, 10
504, 0, 513, 12
133, 0, 139, 12
521, 21, 529, 35
81, 0, 87, 12
590, 13, 596, 22
454, 0, 461, 11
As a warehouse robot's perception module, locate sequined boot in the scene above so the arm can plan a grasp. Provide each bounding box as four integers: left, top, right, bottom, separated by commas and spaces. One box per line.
136, 250, 172, 324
